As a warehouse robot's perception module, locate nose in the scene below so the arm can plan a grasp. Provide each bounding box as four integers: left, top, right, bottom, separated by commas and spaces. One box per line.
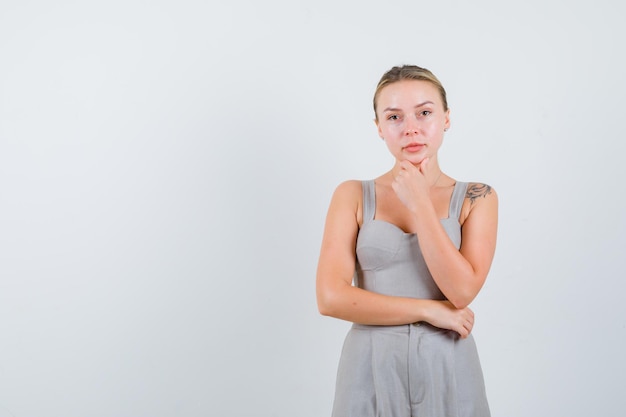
404, 118, 419, 136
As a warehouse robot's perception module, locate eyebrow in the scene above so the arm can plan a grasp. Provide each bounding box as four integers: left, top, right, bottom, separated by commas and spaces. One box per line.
381, 101, 435, 113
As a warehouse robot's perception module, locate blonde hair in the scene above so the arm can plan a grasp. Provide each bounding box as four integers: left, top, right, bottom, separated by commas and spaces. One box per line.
373, 65, 448, 121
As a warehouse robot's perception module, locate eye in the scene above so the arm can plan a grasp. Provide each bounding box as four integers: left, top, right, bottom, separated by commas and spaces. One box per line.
419, 110, 432, 117
387, 114, 400, 121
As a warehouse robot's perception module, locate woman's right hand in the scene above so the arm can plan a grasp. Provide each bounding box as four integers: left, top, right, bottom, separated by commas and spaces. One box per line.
422, 300, 475, 338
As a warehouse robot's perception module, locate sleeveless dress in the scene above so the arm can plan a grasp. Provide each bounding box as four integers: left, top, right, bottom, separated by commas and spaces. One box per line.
331, 180, 490, 417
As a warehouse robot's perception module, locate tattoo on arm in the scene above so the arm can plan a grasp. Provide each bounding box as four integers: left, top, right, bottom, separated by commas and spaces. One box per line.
466, 183, 492, 205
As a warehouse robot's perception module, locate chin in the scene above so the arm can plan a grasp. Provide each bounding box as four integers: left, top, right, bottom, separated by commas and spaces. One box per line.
404, 155, 426, 165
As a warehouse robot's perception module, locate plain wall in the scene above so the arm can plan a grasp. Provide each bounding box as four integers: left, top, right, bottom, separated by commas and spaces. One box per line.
1, 1, 625, 416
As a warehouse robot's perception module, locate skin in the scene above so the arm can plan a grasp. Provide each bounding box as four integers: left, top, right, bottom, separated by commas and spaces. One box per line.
316, 80, 498, 338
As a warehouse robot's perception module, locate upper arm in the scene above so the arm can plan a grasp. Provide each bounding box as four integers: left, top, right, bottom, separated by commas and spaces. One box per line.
459, 183, 499, 285
316, 181, 362, 311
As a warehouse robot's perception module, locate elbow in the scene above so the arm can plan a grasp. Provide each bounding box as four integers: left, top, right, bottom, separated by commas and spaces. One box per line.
446, 276, 486, 309
447, 293, 475, 310
316, 271, 353, 318
449, 299, 470, 310
316, 283, 344, 318
317, 291, 336, 317
318, 303, 333, 317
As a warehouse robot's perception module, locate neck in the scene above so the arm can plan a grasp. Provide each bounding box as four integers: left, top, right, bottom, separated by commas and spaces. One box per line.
429, 170, 443, 187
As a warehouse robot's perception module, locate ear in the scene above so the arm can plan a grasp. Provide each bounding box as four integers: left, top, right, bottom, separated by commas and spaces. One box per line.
444, 109, 451, 131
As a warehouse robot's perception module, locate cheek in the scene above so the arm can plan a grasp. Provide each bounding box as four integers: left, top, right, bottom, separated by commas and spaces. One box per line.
426, 122, 445, 137
384, 142, 403, 158
381, 123, 403, 137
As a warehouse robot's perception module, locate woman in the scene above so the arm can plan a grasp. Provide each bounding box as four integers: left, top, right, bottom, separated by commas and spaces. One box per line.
316, 65, 498, 417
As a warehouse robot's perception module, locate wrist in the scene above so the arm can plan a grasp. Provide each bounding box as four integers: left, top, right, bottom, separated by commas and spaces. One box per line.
409, 198, 436, 218
415, 299, 435, 323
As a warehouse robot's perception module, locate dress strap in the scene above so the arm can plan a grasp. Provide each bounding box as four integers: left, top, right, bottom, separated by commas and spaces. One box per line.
449, 181, 468, 220
361, 180, 376, 223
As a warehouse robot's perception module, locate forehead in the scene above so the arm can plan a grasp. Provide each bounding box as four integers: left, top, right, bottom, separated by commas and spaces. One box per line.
377, 80, 442, 107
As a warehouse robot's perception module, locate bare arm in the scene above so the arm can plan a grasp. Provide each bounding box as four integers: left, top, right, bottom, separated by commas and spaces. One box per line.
316, 180, 475, 336
393, 160, 498, 309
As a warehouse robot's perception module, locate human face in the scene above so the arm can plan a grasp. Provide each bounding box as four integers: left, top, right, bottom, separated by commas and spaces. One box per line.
375, 80, 450, 166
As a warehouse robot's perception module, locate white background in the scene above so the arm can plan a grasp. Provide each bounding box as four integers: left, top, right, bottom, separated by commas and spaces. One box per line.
1, 1, 625, 416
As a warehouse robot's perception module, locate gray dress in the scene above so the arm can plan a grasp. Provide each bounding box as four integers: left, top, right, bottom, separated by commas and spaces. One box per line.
331, 180, 490, 417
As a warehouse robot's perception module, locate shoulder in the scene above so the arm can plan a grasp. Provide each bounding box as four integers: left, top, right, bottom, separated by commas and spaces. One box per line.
333, 180, 363, 203
465, 182, 497, 205
327, 180, 364, 227
333, 179, 363, 196
326, 180, 363, 236
460, 182, 498, 225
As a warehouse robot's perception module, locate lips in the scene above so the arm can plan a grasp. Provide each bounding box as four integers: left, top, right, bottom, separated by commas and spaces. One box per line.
403, 142, 425, 152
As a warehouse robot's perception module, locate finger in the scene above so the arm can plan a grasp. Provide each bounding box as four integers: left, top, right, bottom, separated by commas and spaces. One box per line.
465, 319, 474, 335
419, 157, 429, 173
457, 327, 467, 339
399, 160, 418, 173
